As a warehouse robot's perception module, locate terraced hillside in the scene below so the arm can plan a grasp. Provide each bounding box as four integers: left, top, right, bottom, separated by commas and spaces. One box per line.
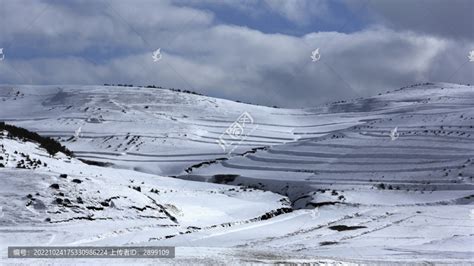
1, 82, 473, 263
0, 84, 367, 176
0, 128, 290, 259
184, 83, 474, 206
167, 82, 474, 262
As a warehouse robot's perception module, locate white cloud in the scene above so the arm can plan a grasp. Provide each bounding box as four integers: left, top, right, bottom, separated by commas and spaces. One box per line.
263, 0, 330, 25
0, 0, 472, 107
175, 0, 331, 25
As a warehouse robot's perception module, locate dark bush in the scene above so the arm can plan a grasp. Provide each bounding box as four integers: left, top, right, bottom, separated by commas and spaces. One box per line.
328, 225, 367, 231
78, 158, 112, 167
0, 122, 73, 157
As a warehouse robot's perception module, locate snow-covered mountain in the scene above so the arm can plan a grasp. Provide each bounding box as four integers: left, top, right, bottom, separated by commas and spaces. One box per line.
0, 83, 473, 264
0, 84, 307, 175
186, 83, 474, 206
0, 127, 290, 261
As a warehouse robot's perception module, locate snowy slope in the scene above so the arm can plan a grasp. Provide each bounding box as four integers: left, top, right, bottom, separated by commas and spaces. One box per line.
0, 130, 289, 262
176, 82, 474, 262
187, 83, 474, 205
1, 82, 473, 264
0, 84, 365, 176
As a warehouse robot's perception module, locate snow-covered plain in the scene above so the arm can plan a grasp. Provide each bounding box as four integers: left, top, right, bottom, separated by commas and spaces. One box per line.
0, 83, 473, 264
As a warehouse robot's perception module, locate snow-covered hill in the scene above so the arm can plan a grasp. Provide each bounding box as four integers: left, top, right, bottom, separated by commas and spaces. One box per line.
0, 82, 473, 264
0, 128, 291, 262
0, 84, 366, 176
186, 83, 474, 206
176, 83, 474, 263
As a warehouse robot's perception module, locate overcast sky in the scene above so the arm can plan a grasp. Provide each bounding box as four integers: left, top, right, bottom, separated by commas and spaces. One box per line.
0, 0, 473, 107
